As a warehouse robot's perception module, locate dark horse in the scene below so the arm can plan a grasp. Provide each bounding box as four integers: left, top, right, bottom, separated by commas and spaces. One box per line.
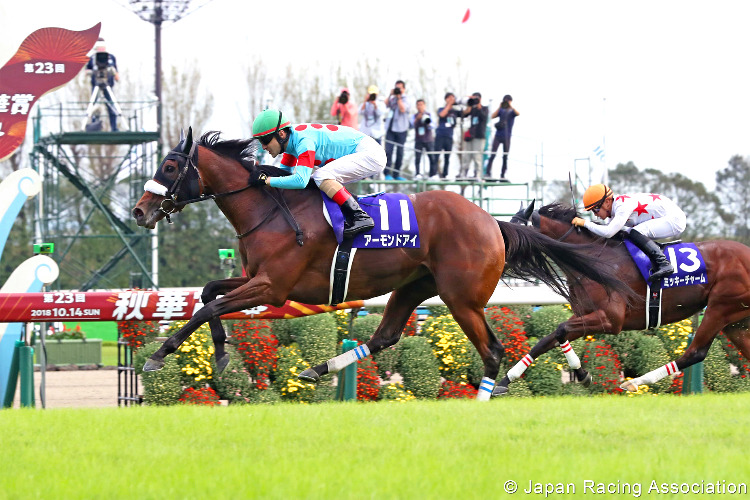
131, 129, 633, 400
496, 201, 750, 393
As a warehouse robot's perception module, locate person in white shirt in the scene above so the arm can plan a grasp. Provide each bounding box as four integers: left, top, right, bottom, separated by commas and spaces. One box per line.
572, 184, 687, 283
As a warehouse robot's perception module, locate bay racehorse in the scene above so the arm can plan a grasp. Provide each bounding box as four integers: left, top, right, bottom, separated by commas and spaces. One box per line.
497, 201, 750, 394
132, 129, 634, 400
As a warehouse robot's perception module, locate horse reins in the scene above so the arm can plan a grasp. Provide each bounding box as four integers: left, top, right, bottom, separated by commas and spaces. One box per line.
154, 144, 304, 246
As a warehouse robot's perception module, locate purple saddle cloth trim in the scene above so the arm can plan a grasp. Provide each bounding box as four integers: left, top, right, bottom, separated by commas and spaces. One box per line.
322, 192, 420, 249
624, 240, 707, 288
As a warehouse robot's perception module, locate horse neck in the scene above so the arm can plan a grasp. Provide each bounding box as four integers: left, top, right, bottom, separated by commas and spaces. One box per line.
196, 146, 317, 236
540, 217, 596, 244
197, 146, 267, 233
197, 146, 250, 194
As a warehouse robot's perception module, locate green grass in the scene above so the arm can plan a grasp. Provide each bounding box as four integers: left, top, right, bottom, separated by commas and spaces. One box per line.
101, 341, 118, 366
2, 394, 749, 499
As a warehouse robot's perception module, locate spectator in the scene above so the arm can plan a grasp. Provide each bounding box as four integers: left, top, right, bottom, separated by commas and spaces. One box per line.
330, 88, 358, 129
359, 85, 384, 143
411, 99, 438, 179
435, 92, 460, 179
458, 92, 488, 180
384, 80, 413, 180
85, 37, 120, 131
486, 94, 520, 181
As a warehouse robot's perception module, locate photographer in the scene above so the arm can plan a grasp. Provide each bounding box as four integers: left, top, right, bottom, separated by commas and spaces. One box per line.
85, 38, 120, 131
458, 92, 488, 180
436, 92, 461, 179
384, 79, 413, 180
486, 94, 520, 181
359, 85, 384, 143
411, 99, 438, 179
330, 87, 358, 129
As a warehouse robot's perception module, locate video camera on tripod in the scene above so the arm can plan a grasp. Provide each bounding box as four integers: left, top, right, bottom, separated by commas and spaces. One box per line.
85, 50, 122, 131
93, 51, 115, 88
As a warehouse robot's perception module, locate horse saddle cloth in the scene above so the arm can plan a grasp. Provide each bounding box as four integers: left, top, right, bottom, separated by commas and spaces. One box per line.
321, 192, 420, 248
623, 240, 707, 288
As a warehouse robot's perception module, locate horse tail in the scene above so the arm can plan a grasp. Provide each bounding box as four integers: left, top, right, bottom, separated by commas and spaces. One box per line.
497, 220, 636, 303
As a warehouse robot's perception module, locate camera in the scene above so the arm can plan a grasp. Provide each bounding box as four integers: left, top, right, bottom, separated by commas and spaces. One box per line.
93, 51, 114, 87
457, 96, 478, 107
420, 116, 432, 125
368, 93, 377, 102
393, 87, 402, 95
338, 91, 349, 105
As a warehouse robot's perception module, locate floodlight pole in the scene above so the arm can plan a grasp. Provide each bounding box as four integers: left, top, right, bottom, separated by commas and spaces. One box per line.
153, 2, 163, 160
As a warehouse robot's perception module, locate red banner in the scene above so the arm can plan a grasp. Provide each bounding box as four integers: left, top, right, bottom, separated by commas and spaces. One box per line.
0, 24, 100, 161
0, 290, 364, 322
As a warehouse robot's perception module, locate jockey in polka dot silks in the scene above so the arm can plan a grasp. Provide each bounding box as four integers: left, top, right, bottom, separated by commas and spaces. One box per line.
572, 184, 687, 283
250, 109, 386, 238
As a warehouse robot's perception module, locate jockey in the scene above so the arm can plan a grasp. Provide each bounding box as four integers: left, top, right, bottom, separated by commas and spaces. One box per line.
572, 184, 687, 283
251, 109, 386, 238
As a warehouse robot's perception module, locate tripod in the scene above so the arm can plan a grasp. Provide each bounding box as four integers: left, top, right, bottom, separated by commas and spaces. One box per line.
85, 67, 122, 131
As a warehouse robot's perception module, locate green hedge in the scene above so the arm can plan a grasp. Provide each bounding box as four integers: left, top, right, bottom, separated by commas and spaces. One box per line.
351, 313, 382, 343
136, 342, 182, 405
526, 305, 570, 338
524, 352, 563, 396
272, 344, 318, 402
210, 347, 253, 403
397, 336, 441, 399
703, 341, 734, 393
289, 314, 338, 367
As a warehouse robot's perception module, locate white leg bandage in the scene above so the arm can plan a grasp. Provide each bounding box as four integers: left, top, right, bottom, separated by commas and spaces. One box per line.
631, 361, 679, 387
476, 377, 495, 401
326, 344, 370, 373
559, 340, 581, 370
507, 354, 534, 382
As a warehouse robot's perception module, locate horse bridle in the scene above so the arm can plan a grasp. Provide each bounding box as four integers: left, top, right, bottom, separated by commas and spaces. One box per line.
156, 142, 200, 223
151, 142, 253, 224
516, 209, 577, 242
147, 141, 304, 245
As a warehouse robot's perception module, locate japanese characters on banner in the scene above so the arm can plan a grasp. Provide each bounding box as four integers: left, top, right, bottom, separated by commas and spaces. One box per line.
0, 290, 364, 322
0, 24, 101, 161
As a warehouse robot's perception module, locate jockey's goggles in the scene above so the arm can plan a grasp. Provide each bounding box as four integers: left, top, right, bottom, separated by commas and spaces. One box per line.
258, 134, 275, 146
591, 201, 606, 214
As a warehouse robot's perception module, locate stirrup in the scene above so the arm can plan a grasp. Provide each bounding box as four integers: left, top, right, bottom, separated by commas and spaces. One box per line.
648, 265, 674, 283
343, 217, 374, 237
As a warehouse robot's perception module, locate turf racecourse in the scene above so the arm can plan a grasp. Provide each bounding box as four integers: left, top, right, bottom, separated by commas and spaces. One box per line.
2, 394, 748, 499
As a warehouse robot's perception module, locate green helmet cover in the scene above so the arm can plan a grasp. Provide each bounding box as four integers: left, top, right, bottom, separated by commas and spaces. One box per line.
252, 109, 291, 137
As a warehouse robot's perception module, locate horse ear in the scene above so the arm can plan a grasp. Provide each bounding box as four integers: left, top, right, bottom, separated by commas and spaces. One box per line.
182, 127, 193, 153
524, 199, 535, 219
179, 129, 185, 142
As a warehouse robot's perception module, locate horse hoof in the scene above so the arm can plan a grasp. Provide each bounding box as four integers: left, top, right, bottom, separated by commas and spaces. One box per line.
298, 368, 320, 383
492, 385, 509, 397
216, 353, 230, 374
621, 380, 639, 393
576, 370, 592, 387
143, 358, 165, 372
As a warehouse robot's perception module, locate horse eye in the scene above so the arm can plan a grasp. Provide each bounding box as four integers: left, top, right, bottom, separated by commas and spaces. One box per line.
165, 164, 175, 173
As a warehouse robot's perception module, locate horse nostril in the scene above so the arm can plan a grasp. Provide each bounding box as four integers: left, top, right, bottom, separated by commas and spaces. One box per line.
133, 208, 143, 220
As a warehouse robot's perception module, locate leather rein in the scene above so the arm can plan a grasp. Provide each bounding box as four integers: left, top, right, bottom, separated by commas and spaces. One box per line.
154, 144, 304, 246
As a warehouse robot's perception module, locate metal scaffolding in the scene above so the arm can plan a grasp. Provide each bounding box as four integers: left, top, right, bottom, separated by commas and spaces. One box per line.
30, 100, 159, 290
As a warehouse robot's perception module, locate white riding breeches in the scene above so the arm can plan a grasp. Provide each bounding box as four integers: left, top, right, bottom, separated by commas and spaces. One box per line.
311, 135, 386, 186
630, 210, 687, 239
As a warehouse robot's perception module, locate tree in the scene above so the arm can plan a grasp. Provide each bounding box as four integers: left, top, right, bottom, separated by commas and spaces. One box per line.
161, 62, 214, 146
716, 155, 750, 243
608, 162, 728, 240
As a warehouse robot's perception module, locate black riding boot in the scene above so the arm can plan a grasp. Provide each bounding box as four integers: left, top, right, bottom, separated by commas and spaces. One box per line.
627, 230, 674, 283
340, 197, 374, 238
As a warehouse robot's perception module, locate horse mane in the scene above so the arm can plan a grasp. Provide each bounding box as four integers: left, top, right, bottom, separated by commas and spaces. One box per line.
198, 131, 291, 178
538, 202, 577, 223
